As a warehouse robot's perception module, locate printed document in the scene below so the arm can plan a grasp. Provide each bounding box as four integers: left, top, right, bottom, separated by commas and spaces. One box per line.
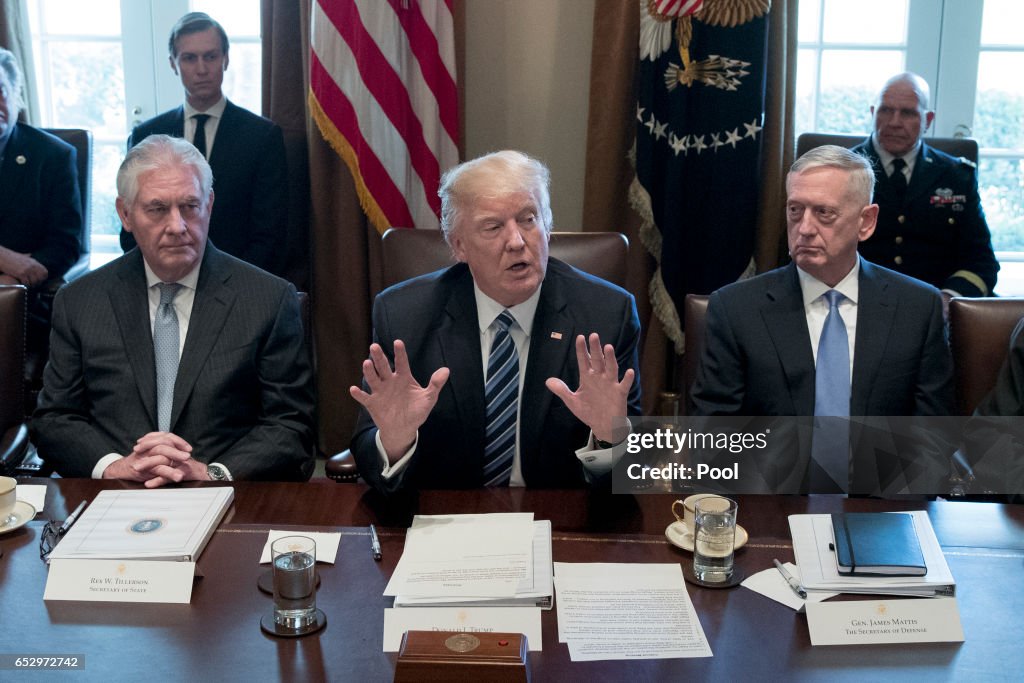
554, 562, 712, 661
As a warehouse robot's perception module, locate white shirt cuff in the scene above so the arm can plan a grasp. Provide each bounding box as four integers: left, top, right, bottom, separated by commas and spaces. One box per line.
377, 430, 418, 481
92, 453, 123, 479
575, 430, 628, 482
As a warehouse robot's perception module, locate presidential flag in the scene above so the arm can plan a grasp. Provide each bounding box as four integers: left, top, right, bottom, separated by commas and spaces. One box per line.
631, 0, 770, 352
309, 0, 459, 232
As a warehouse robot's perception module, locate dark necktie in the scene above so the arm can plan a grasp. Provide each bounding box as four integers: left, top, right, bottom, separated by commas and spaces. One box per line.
192, 114, 211, 158
810, 289, 850, 493
483, 310, 519, 486
154, 283, 182, 432
889, 157, 907, 199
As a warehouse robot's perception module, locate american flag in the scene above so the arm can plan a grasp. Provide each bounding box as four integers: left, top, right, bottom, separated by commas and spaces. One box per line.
309, 0, 459, 232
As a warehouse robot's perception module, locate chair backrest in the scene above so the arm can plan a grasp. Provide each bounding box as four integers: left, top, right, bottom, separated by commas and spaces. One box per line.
795, 133, 979, 165
380, 228, 629, 289
949, 297, 1024, 416
683, 294, 710, 415
0, 285, 26, 431
43, 128, 92, 254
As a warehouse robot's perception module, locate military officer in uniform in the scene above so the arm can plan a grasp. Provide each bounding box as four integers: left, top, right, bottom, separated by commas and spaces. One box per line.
852, 72, 998, 304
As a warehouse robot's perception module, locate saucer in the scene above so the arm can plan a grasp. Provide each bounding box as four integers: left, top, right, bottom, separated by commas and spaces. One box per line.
0, 501, 37, 535
664, 520, 748, 552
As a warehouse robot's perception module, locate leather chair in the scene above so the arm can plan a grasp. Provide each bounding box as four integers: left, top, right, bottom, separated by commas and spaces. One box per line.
22, 129, 92, 415
949, 297, 1024, 416
381, 228, 629, 288
324, 228, 631, 482
0, 285, 29, 476
43, 128, 92, 282
683, 294, 710, 415
795, 133, 978, 165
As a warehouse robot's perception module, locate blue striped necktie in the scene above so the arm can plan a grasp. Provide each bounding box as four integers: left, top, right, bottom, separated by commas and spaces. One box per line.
154, 283, 182, 432
811, 289, 850, 492
483, 310, 519, 486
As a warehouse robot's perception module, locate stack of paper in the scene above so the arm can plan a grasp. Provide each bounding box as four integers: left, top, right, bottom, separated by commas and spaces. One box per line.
385, 513, 553, 608
553, 563, 712, 661
48, 488, 233, 562
789, 511, 955, 597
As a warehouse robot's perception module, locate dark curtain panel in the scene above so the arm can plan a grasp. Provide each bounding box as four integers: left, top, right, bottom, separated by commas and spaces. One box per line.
260, 0, 465, 457
583, 0, 798, 415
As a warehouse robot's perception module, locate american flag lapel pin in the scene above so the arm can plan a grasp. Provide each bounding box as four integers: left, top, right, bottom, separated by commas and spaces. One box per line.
550, 331, 563, 340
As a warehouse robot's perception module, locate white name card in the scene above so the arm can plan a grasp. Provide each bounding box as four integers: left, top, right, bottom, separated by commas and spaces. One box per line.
44, 559, 196, 603
806, 597, 964, 645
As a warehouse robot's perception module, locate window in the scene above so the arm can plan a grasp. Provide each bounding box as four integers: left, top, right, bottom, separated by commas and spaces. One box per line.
797, 0, 1024, 294
26, 0, 261, 267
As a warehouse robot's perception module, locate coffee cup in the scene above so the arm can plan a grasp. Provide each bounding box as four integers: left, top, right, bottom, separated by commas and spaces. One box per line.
672, 493, 725, 533
0, 476, 16, 521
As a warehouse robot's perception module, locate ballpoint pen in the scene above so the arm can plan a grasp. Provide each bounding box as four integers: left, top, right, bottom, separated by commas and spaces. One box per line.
59, 501, 87, 535
369, 524, 382, 561
773, 558, 807, 599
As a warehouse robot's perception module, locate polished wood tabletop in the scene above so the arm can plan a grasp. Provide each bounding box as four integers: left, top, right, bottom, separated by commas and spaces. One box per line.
2, 478, 1021, 681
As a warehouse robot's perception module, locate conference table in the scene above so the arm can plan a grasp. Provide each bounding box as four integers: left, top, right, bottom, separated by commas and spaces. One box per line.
1, 478, 1021, 681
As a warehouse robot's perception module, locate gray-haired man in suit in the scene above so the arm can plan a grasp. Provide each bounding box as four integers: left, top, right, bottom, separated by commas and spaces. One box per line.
691, 145, 953, 495
33, 135, 313, 485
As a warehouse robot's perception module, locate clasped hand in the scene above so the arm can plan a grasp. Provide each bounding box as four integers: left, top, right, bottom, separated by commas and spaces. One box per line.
103, 432, 208, 488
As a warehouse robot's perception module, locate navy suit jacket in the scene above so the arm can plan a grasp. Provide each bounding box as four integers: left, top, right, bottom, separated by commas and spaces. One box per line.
351, 258, 643, 492
32, 244, 315, 480
852, 138, 998, 297
120, 101, 287, 275
0, 123, 82, 279
691, 260, 954, 494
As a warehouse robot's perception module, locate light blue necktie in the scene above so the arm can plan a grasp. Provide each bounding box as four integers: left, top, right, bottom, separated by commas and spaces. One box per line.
154, 283, 182, 432
483, 310, 519, 486
811, 289, 850, 492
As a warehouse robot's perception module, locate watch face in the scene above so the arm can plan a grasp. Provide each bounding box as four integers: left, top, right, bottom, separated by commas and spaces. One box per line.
208, 465, 226, 480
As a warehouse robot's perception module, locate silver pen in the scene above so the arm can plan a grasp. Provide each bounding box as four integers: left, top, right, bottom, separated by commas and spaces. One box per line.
59, 501, 87, 535
773, 558, 807, 599
369, 524, 382, 561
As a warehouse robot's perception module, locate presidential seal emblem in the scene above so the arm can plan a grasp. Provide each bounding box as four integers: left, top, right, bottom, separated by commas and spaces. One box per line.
444, 633, 481, 653
129, 518, 164, 534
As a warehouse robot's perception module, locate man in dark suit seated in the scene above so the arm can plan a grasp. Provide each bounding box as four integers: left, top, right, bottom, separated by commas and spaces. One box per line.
119, 12, 287, 276
852, 72, 998, 305
350, 150, 641, 492
691, 145, 954, 495
0, 49, 82, 352
33, 135, 313, 484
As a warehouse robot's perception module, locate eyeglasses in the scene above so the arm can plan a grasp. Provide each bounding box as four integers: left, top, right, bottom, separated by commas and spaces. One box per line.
39, 520, 66, 564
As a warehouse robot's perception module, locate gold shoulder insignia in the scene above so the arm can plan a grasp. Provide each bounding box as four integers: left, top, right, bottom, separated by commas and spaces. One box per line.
957, 156, 977, 169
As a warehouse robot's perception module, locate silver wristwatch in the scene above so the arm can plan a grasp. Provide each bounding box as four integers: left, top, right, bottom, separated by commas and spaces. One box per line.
207, 463, 232, 481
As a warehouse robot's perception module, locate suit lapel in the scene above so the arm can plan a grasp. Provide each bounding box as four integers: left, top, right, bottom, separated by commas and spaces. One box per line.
0, 126, 27, 228
905, 143, 942, 204
170, 247, 235, 429
207, 100, 237, 170
761, 265, 816, 414
438, 272, 487, 458
850, 261, 896, 415
110, 251, 159, 428
520, 271, 575, 464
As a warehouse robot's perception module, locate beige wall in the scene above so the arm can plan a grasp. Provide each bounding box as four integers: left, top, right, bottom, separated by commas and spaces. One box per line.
463, 0, 595, 231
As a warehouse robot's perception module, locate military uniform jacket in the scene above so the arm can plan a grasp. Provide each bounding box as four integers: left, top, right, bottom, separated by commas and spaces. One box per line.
852, 138, 998, 297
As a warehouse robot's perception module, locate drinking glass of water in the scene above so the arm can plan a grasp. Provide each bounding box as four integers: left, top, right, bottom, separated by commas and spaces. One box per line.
271, 535, 317, 631
693, 496, 738, 582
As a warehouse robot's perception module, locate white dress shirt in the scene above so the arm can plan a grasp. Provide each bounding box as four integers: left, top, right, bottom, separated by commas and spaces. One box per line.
184, 97, 227, 157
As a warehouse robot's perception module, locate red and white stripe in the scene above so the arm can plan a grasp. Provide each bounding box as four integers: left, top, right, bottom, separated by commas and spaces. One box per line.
650, 0, 704, 18
310, 0, 459, 232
